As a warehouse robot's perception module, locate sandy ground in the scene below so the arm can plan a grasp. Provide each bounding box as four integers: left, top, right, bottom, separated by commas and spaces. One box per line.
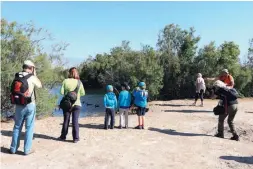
1, 99, 253, 169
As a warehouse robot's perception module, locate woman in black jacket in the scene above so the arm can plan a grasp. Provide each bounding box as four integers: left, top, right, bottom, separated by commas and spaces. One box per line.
212, 80, 239, 141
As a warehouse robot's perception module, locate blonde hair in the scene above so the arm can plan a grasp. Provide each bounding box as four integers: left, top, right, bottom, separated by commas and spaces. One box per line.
213, 80, 227, 89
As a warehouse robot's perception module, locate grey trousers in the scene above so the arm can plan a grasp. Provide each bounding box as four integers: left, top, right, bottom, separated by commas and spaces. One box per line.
119, 108, 129, 127
218, 104, 238, 135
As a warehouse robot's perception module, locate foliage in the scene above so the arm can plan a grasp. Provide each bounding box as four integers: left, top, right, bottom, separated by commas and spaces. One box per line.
1, 18, 68, 119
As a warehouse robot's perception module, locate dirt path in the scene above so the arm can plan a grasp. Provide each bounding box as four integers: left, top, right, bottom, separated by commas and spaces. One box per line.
1, 99, 253, 169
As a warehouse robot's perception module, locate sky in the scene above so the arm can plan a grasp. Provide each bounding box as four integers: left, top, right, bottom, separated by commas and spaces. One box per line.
2, 1, 253, 66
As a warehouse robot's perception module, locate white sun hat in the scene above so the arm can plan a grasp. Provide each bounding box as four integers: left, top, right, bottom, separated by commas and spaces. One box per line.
24, 60, 35, 67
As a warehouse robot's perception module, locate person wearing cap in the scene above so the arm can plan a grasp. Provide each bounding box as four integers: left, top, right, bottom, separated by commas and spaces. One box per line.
133, 82, 148, 129
212, 80, 239, 141
206, 69, 234, 89
219, 69, 234, 88
10, 60, 42, 155
118, 83, 132, 129
192, 73, 206, 107
103, 85, 117, 129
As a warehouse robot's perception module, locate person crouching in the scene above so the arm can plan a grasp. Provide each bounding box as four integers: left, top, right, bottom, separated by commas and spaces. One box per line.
104, 85, 117, 130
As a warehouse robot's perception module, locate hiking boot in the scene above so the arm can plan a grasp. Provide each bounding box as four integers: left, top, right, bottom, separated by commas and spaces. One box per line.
214, 133, 224, 138
230, 134, 239, 141
134, 125, 142, 129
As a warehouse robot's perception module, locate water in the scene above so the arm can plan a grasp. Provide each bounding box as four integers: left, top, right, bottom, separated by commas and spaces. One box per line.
50, 86, 105, 117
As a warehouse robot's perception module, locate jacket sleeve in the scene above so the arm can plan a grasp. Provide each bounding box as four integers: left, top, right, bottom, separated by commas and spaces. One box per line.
118, 92, 122, 108
114, 96, 118, 110
104, 94, 107, 108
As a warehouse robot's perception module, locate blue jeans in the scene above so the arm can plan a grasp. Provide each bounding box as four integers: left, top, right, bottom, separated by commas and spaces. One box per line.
10, 103, 36, 154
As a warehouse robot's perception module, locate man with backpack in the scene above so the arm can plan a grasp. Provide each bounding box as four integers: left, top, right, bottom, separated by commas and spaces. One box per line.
10, 60, 42, 155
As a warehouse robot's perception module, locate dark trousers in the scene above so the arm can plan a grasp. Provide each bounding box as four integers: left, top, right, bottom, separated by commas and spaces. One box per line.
195, 89, 204, 102
218, 104, 238, 135
104, 108, 115, 129
60, 105, 81, 140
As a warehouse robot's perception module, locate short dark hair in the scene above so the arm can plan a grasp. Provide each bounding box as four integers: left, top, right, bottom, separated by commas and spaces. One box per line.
121, 83, 128, 88
22, 64, 33, 70
68, 67, 80, 79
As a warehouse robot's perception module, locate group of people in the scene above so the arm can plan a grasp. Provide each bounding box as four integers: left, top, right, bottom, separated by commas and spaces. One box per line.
103, 82, 148, 130
193, 69, 239, 141
8, 60, 239, 156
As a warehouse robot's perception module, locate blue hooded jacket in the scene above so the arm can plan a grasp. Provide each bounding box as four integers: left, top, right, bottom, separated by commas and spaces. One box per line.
118, 90, 131, 109
133, 89, 148, 108
104, 92, 117, 109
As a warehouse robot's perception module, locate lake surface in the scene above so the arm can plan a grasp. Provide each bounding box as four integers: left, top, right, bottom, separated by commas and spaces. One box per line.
50, 86, 105, 117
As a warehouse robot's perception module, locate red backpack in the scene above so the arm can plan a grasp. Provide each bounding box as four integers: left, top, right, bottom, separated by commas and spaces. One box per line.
10, 72, 33, 105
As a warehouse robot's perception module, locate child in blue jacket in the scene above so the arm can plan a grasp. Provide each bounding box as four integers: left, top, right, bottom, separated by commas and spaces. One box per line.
118, 83, 131, 129
104, 85, 117, 130
133, 82, 148, 129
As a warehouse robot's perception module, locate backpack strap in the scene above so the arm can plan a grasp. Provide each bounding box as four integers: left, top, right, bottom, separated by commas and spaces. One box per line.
74, 80, 81, 93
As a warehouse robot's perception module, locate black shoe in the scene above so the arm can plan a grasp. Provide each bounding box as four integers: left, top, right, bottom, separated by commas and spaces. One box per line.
142, 125, 144, 129
104, 126, 108, 130
230, 134, 239, 141
214, 133, 224, 138
119, 126, 123, 129
58, 136, 66, 141
9, 150, 15, 154
134, 125, 142, 129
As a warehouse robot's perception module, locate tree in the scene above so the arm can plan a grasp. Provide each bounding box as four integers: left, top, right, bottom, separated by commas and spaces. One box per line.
1, 18, 68, 119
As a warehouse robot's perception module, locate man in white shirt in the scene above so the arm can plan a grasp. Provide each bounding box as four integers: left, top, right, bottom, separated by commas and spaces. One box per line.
10, 60, 42, 155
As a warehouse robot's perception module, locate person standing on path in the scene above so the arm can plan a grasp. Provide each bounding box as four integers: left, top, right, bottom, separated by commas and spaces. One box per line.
212, 80, 239, 141
59, 67, 85, 143
192, 73, 206, 107
10, 60, 42, 155
118, 83, 131, 129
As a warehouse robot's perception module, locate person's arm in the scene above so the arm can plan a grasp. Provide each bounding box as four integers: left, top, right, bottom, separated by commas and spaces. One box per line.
79, 83, 85, 96
114, 95, 118, 111
60, 80, 66, 95
227, 75, 234, 88
118, 92, 122, 108
32, 76, 42, 88
104, 94, 107, 108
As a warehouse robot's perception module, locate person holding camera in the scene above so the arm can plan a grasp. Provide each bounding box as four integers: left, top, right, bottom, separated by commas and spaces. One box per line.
212, 80, 239, 141
9, 60, 42, 155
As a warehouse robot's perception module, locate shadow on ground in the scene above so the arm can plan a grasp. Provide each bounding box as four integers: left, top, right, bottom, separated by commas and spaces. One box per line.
148, 127, 211, 137
1, 146, 24, 155
155, 104, 189, 107
79, 123, 105, 130
220, 156, 253, 165
1, 130, 72, 143
163, 110, 213, 113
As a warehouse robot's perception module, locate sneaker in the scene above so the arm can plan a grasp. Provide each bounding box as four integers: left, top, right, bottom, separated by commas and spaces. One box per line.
134, 125, 142, 129
73, 140, 79, 143
24, 149, 35, 156
214, 133, 224, 138
230, 134, 239, 141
